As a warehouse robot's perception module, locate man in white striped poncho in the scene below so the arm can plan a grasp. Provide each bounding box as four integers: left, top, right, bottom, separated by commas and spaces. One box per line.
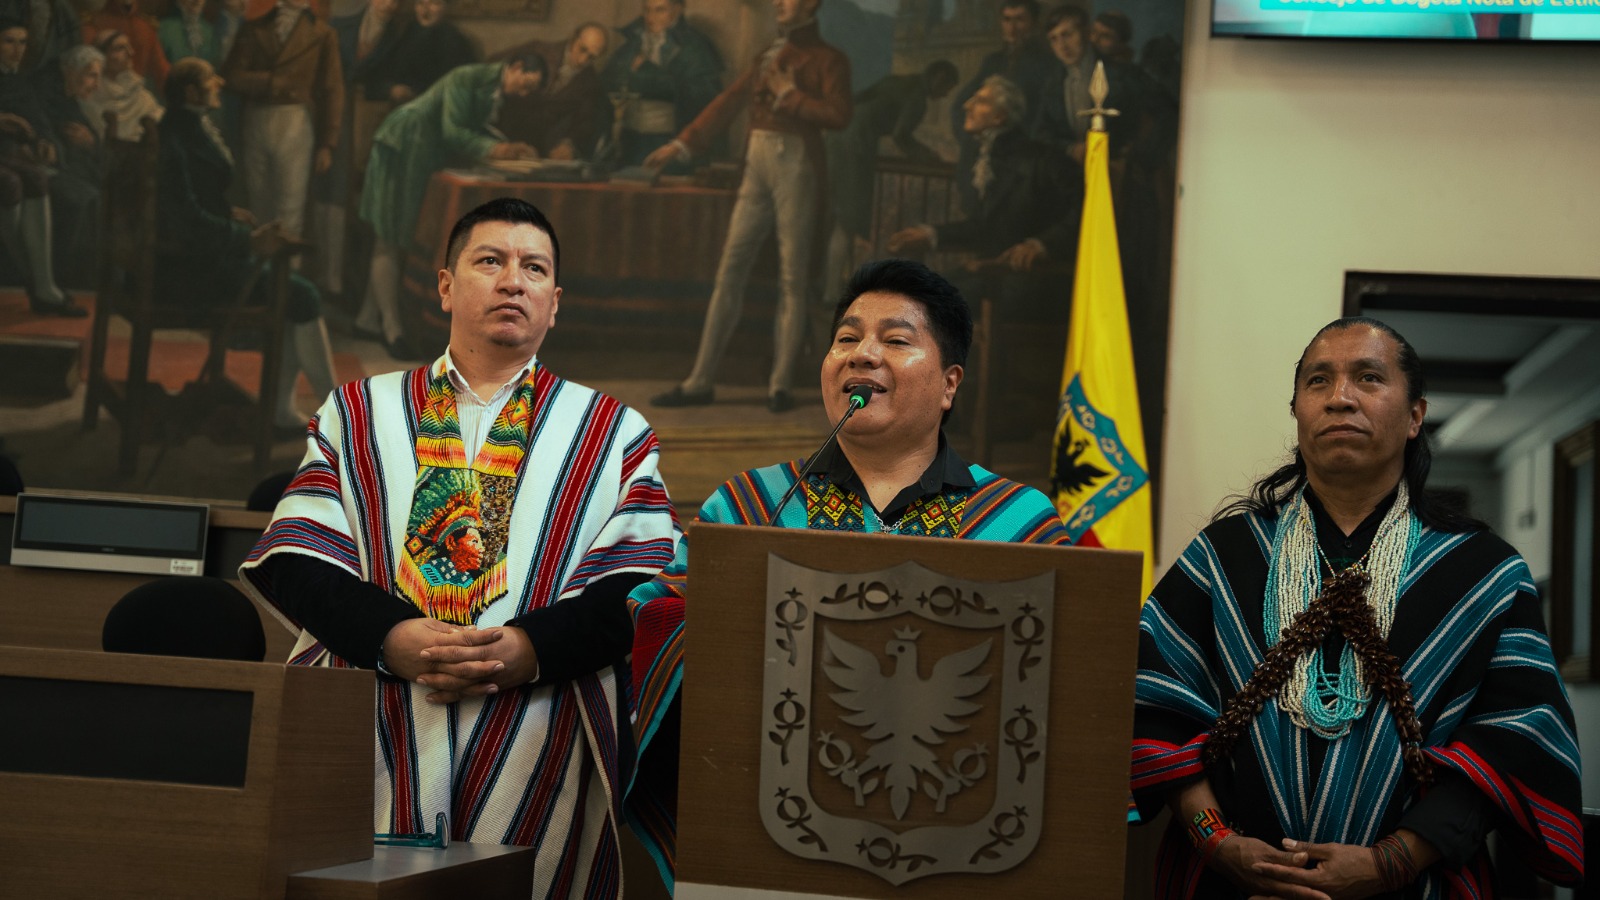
240, 198, 680, 898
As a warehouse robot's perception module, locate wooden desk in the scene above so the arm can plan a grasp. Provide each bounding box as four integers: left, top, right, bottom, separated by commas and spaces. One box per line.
287, 844, 535, 900
0, 495, 295, 660
2, 649, 373, 898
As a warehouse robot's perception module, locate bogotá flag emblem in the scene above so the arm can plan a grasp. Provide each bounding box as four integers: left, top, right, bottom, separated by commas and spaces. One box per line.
1049, 108, 1154, 596
1052, 374, 1147, 544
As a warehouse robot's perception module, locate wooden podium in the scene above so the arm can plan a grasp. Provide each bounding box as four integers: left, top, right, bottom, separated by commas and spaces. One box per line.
0, 647, 373, 898
675, 524, 1143, 899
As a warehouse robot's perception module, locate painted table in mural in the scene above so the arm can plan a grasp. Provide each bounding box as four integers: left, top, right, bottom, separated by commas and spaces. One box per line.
409, 171, 739, 282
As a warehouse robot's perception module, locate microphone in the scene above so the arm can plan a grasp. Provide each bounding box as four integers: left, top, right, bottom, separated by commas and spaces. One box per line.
767, 385, 873, 525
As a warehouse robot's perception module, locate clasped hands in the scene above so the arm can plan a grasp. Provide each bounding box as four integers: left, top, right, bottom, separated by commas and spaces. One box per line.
1215, 834, 1387, 900
381, 617, 539, 705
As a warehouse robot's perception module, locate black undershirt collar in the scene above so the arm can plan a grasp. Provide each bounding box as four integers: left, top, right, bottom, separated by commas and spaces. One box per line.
1304, 484, 1400, 573
811, 432, 976, 522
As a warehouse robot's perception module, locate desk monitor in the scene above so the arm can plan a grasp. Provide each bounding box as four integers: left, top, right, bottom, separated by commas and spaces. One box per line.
10, 493, 209, 577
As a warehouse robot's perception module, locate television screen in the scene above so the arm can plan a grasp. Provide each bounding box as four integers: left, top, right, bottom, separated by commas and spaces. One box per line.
1213, 0, 1600, 40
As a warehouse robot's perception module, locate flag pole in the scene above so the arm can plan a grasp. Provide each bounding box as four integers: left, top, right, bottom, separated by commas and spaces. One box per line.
1081, 61, 1120, 136
1052, 59, 1155, 596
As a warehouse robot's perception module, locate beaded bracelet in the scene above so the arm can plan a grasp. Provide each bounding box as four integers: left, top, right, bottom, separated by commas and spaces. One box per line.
1187, 808, 1236, 866
1371, 834, 1419, 890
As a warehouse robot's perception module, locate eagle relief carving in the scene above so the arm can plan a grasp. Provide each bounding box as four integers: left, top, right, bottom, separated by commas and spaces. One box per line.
761, 555, 1055, 884
821, 626, 992, 820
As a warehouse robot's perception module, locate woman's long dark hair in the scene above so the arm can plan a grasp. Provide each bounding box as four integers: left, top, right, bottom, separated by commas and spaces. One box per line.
1214, 317, 1488, 533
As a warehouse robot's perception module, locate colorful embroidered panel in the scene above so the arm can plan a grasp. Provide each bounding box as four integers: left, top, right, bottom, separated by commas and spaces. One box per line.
800, 477, 969, 538
397, 367, 536, 624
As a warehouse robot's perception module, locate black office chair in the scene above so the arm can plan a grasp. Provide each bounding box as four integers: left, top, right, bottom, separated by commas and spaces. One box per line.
102, 576, 267, 662
0, 453, 21, 495
246, 470, 296, 512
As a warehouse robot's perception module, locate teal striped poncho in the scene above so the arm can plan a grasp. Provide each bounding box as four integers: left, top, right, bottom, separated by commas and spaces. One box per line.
1131, 510, 1583, 898
621, 456, 1072, 889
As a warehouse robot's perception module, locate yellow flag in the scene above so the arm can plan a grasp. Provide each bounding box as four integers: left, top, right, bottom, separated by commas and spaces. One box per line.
1050, 128, 1154, 597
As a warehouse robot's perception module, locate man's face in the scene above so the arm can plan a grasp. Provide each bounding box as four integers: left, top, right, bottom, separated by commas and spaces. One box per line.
415, 0, 444, 26
643, 0, 681, 34
999, 4, 1035, 45
501, 61, 542, 96
1090, 20, 1121, 56
447, 527, 485, 572
0, 28, 27, 70
104, 35, 133, 75
1292, 326, 1425, 489
566, 27, 606, 69
961, 83, 1007, 133
1048, 19, 1085, 67
439, 219, 561, 358
773, 0, 818, 28
66, 60, 103, 99
822, 291, 961, 446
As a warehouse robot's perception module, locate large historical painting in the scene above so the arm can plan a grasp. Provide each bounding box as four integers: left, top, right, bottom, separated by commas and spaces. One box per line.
0, 0, 1183, 513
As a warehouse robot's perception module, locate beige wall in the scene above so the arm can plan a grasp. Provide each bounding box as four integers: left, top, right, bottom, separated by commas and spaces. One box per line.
1157, 4, 1600, 571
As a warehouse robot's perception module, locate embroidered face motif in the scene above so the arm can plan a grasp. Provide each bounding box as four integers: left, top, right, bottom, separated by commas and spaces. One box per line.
824, 291, 961, 450
439, 220, 561, 358
1293, 325, 1425, 489
445, 526, 485, 573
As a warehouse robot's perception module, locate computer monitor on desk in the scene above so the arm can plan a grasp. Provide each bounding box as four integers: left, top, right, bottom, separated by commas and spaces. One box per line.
10, 492, 208, 577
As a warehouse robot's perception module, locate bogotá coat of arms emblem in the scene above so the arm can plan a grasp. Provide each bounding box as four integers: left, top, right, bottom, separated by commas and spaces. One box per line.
759, 555, 1055, 885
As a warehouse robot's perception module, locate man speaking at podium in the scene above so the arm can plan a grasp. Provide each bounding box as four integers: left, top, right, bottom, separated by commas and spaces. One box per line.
622, 258, 1071, 888
240, 198, 680, 898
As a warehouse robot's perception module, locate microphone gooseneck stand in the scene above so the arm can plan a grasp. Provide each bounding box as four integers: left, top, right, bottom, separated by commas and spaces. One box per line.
766, 385, 874, 525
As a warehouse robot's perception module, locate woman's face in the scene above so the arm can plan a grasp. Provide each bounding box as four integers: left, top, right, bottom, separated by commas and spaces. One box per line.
105, 36, 133, 76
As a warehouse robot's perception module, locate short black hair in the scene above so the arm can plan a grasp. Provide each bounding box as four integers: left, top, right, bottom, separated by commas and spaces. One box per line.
165, 56, 212, 106
0, 17, 27, 34
1094, 10, 1133, 44
831, 258, 972, 369
505, 50, 547, 83
1000, 0, 1041, 19
443, 197, 561, 285
1044, 4, 1090, 35
1216, 316, 1486, 533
